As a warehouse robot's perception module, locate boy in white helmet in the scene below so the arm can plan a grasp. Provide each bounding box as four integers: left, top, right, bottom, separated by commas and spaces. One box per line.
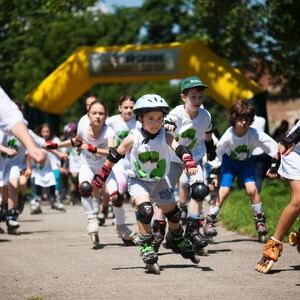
93, 94, 200, 273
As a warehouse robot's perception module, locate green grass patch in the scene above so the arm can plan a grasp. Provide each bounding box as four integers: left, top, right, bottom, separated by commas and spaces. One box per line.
219, 179, 300, 242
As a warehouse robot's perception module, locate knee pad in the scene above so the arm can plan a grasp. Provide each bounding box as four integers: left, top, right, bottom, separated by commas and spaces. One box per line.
79, 181, 93, 198
190, 182, 209, 201
136, 202, 153, 224
165, 205, 181, 223
111, 192, 124, 207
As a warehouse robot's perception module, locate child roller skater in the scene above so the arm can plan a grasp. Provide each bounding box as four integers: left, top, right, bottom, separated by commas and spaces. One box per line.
256, 119, 300, 274
49, 100, 115, 246
153, 76, 216, 255
93, 94, 200, 274
205, 100, 279, 243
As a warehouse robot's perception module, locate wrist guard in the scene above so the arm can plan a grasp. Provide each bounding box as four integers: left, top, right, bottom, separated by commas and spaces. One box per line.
92, 165, 112, 188
208, 168, 219, 184
205, 139, 216, 161
45, 141, 58, 150
86, 144, 97, 153
163, 119, 177, 130
205, 121, 214, 134
269, 158, 280, 174
107, 147, 125, 163
175, 145, 192, 160
183, 155, 197, 171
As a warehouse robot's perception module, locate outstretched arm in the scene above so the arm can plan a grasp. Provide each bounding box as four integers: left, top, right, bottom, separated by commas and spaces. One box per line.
10, 122, 45, 163
92, 134, 134, 188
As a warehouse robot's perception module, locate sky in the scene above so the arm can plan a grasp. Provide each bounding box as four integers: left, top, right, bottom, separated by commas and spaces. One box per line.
102, 0, 144, 12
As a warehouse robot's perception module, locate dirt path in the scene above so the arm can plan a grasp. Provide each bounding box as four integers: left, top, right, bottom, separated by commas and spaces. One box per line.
0, 203, 299, 299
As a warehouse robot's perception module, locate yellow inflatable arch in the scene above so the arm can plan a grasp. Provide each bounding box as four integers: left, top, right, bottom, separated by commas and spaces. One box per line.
26, 40, 262, 114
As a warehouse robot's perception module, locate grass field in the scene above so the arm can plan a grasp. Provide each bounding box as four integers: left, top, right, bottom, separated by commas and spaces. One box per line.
219, 178, 300, 242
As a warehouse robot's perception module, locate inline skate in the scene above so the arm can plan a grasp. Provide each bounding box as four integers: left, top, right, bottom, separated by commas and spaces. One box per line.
289, 227, 300, 253
165, 227, 200, 264
30, 197, 42, 214
152, 219, 166, 252
137, 233, 160, 274
203, 214, 218, 243
255, 237, 283, 274
50, 196, 66, 212
115, 224, 137, 246
254, 213, 267, 243
87, 217, 100, 246
6, 209, 20, 235
185, 217, 208, 256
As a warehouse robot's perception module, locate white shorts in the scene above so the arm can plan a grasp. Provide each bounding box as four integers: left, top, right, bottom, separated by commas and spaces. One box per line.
278, 151, 300, 180
35, 170, 56, 187
3, 165, 22, 184
79, 163, 98, 184
69, 154, 82, 174
128, 177, 175, 206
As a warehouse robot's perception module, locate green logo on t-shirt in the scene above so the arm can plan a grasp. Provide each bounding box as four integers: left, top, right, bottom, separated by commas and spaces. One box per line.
134, 151, 166, 180
176, 128, 197, 150
230, 145, 250, 160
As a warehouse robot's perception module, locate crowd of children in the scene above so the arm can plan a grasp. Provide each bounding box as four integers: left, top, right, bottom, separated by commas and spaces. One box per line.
0, 79, 299, 275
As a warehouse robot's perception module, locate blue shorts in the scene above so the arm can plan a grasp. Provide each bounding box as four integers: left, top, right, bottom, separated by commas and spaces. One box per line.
220, 154, 255, 187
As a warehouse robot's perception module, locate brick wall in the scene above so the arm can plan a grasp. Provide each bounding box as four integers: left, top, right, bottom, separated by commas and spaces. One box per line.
266, 97, 300, 134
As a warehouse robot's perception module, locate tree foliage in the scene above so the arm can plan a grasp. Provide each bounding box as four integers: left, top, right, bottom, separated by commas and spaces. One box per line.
0, 0, 298, 133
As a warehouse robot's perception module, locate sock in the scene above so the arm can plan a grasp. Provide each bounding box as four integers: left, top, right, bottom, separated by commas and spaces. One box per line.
113, 205, 126, 225
251, 203, 263, 215
209, 206, 220, 216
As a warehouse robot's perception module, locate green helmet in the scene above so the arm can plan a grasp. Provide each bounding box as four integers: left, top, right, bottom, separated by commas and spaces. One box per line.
133, 94, 169, 116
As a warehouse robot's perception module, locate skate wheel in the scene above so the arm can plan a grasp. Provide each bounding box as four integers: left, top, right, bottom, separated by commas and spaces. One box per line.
197, 247, 208, 256
146, 263, 160, 275
206, 236, 216, 244
289, 232, 298, 246
255, 257, 274, 274
258, 235, 266, 243
91, 234, 99, 245
190, 255, 200, 265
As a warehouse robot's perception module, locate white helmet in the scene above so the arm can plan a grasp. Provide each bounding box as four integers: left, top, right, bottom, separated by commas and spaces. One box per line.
133, 94, 169, 116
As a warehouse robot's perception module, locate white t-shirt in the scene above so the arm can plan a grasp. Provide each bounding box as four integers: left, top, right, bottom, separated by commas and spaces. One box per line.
77, 121, 114, 167
106, 114, 139, 147
127, 128, 170, 182
3, 130, 45, 171
0, 86, 25, 132
34, 150, 56, 187
77, 114, 89, 129
251, 115, 267, 156
165, 105, 212, 163
214, 126, 278, 167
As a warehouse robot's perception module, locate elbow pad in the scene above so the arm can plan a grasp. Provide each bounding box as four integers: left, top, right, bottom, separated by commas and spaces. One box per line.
175, 145, 192, 160
107, 147, 125, 163
205, 139, 216, 161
